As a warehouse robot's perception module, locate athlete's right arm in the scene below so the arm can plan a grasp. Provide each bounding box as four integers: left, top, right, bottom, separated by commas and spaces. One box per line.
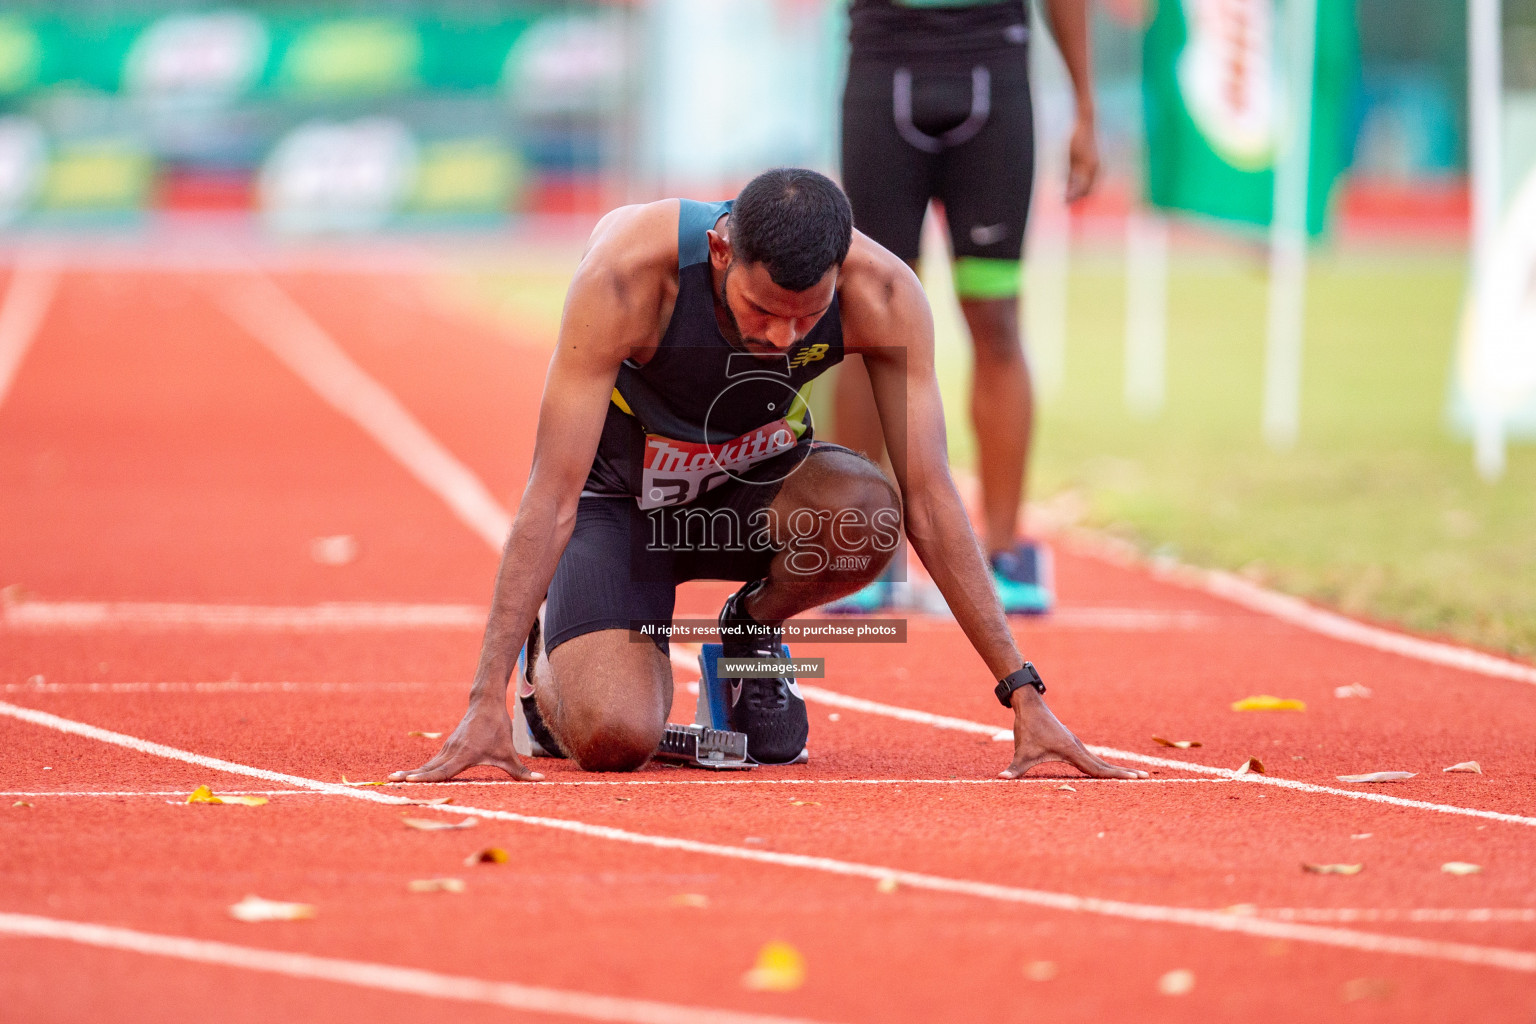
390, 201, 678, 783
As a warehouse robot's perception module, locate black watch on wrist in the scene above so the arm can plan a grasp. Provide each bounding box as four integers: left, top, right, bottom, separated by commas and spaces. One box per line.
995, 662, 1046, 707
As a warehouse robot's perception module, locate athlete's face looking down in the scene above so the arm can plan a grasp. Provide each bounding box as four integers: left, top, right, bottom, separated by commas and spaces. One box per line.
707, 227, 837, 357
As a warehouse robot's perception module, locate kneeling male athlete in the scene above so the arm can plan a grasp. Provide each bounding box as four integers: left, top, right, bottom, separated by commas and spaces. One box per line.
391, 168, 1143, 781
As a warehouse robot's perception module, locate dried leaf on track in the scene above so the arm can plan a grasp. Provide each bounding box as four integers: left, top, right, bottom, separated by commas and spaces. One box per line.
1234, 756, 1266, 776
1157, 969, 1196, 996
1152, 736, 1202, 748
407, 731, 444, 740
1441, 862, 1483, 876
1443, 761, 1482, 774
12, 801, 31, 808
407, 878, 466, 894
789, 800, 820, 806
342, 776, 387, 787
875, 876, 899, 894
1336, 771, 1415, 783
464, 846, 509, 865
1057, 784, 1076, 792
185, 786, 267, 806
1231, 695, 1306, 712
670, 893, 710, 908
1022, 960, 1057, 981
411, 796, 454, 806
1303, 863, 1364, 875
1333, 683, 1373, 699
742, 941, 805, 992
1351, 833, 1373, 840
228, 894, 315, 922
402, 816, 477, 831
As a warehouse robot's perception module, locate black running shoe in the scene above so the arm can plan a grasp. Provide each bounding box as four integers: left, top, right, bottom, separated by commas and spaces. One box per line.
518, 615, 566, 758
718, 581, 808, 765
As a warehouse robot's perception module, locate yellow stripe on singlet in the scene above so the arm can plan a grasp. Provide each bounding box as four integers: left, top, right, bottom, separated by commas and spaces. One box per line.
610, 388, 634, 415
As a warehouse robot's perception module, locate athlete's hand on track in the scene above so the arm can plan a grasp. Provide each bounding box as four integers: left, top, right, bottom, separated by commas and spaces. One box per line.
999, 687, 1147, 780
1065, 116, 1100, 203
388, 698, 543, 783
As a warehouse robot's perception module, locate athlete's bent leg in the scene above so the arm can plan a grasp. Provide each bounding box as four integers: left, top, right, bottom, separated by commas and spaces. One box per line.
747, 448, 902, 622
536, 629, 673, 772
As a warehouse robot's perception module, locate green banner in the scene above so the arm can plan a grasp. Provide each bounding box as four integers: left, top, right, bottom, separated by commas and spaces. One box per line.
1142, 0, 1358, 235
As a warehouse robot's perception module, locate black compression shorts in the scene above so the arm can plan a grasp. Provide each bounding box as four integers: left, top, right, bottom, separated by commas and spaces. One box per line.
841, 49, 1034, 288
545, 441, 861, 656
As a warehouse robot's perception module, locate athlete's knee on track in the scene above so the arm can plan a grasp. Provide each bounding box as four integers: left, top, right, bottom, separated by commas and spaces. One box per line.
562, 703, 667, 773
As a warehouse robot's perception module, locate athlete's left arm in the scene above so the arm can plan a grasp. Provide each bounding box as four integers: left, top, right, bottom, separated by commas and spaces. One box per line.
844, 240, 1144, 781
1043, 0, 1099, 202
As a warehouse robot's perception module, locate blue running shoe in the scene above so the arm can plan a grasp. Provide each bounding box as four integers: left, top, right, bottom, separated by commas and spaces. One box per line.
990, 540, 1054, 615
719, 582, 808, 765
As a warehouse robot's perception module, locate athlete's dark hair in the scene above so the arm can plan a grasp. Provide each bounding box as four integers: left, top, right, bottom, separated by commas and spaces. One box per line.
729, 168, 853, 292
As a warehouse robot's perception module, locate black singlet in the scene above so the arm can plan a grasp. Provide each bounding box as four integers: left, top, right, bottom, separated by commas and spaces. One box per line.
847, 0, 1030, 63
582, 199, 845, 509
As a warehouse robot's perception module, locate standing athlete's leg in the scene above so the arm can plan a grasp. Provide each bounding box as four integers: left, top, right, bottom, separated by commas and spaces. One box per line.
938, 52, 1037, 559
836, 59, 935, 465
959, 295, 1032, 555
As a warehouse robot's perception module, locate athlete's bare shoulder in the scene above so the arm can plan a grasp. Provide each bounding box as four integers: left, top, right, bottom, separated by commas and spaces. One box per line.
836, 230, 932, 354
578, 199, 680, 286
562, 200, 681, 358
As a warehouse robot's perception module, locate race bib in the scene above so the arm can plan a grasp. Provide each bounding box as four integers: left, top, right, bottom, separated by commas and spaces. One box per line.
640, 419, 797, 509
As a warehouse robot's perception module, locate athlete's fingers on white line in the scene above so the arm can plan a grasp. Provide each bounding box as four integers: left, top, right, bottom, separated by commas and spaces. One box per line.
489, 758, 543, 783
1066, 743, 1148, 780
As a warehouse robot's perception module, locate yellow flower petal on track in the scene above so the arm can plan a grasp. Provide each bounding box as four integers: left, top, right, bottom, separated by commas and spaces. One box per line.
742, 941, 805, 992
1231, 695, 1306, 712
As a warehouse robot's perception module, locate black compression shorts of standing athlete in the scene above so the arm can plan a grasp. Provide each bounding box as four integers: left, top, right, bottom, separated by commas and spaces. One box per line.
841, 46, 1034, 299
544, 441, 867, 657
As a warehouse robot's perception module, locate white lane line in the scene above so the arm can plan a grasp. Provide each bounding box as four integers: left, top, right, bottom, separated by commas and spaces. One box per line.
1, 601, 484, 631
1058, 532, 1536, 686
0, 779, 1228, 798
0, 260, 58, 410
2, 682, 436, 694
218, 274, 510, 550
1183, 566, 1536, 686
1246, 908, 1536, 925
0, 913, 836, 1024
3, 700, 1534, 973
0, 600, 1214, 633
663, 648, 1536, 828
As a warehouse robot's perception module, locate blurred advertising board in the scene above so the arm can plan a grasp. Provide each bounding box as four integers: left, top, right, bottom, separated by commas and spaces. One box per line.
0, 4, 628, 230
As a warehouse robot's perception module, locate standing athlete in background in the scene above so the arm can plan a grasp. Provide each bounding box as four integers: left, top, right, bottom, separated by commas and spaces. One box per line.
834, 0, 1099, 614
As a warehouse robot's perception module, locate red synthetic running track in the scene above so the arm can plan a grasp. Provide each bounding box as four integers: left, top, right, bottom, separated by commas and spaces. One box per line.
1, 264, 1534, 1024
